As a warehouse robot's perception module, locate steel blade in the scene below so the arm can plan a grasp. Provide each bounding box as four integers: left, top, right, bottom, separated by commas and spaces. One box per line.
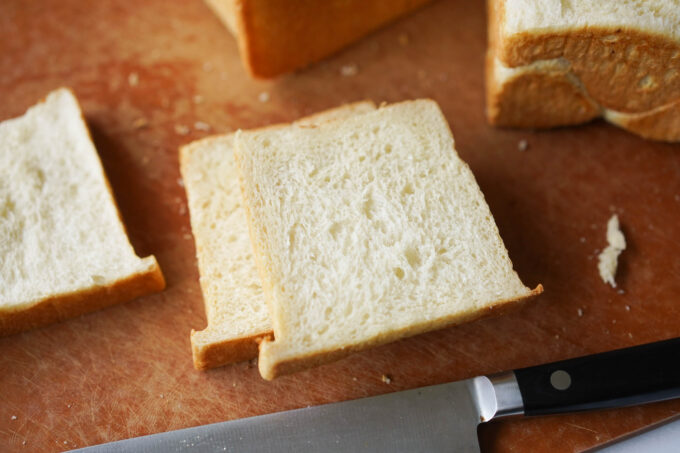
72, 379, 482, 453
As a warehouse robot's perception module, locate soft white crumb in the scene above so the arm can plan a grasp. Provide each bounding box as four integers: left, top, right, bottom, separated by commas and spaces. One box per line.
258, 91, 270, 103
194, 121, 211, 132
128, 72, 139, 87
193, 94, 204, 104
174, 124, 190, 136
381, 374, 392, 384
11, 415, 17, 420
598, 215, 626, 288
577, 308, 583, 317
517, 139, 529, 151
340, 63, 358, 77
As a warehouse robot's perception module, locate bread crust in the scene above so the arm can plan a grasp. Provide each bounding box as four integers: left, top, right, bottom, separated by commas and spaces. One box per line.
487, 0, 680, 140
0, 263, 165, 336
259, 285, 544, 380
207, 0, 433, 78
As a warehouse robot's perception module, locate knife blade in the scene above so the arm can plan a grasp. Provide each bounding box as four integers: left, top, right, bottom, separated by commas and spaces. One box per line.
72, 337, 680, 453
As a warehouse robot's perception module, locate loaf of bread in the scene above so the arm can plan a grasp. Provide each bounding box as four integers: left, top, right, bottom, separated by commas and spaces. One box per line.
234, 99, 542, 380
0, 88, 165, 336
486, 0, 680, 141
204, 0, 433, 78
181, 102, 375, 369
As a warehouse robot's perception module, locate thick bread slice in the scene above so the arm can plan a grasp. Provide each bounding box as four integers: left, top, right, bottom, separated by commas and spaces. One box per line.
204, 0, 433, 78
181, 101, 376, 370
487, 0, 680, 141
234, 100, 542, 380
0, 88, 165, 336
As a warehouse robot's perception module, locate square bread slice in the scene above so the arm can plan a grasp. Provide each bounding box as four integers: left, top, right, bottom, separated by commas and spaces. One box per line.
181, 101, 376, 369
0, 88, 165, 336
234, 99, 543, 380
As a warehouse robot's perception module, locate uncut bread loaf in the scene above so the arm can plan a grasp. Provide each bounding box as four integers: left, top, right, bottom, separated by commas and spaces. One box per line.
181, 101, 375, 369
203, 0, 433, 78
0, 88, 165, 336
234, 99, 542, 380
486, 0, 680, 141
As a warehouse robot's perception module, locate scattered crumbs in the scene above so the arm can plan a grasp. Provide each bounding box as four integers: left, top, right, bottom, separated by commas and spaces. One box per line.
587, 255, 593, 261
258, 91, 270, 103
132, 117, 149, 129
590, 223, 598, 230
612, 319, 617, 324
577, 308, 583, 317
381, 374, 392, 384
183, 233, 193, 240
179, 204, 187, 216
177, 178, 184, 188
67, 404, 71, 408
203, 61, 214, 72
579, 237, 586, 243
64, 441, 68, 445
22, 440, 26, 445
193, 94, 204, 104
340, 63, 358, 77
352, 377, 358, 381
398, 33, 410, 46
625, 305, 631, 311
675, 194, 680, 202
174, 124, 190, 136
555, 334, 560, 339
517, 139, 529, 152
128, 72, 139, 87
617, 289, 625, 295
11, 415, 17, 420
194, 121, 211, 132
160, 394, 164, 399
628, 332, 633, 338
232, 382, 237, 387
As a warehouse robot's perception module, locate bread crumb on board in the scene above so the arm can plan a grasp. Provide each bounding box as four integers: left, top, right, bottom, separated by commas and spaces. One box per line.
381, 374, 392, 384
132, 117, 149, 129
194, 121, 211, 132
11, 415, 17, 420
577, 308, 583, 317
597, 214, 626, 288
128, 72, 139, 87
340, 63, 358, 77
174, 124, 190, 136
517, 139, 529, 151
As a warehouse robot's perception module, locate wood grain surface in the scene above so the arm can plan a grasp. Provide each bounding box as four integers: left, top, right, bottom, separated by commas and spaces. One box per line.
1, 1, 679, 452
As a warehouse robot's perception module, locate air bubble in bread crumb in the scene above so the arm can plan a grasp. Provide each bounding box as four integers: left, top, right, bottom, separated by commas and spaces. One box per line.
258, 91, 270, 103
128, 72, 139, 87
517, 139, 529, 151
340, 63, 358, 77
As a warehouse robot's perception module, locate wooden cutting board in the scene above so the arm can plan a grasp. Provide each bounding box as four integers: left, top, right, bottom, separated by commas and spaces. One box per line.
1, 1, 679, 451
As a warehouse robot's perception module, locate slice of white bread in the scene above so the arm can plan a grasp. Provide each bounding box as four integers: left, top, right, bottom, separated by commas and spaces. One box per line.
203, 0, 433, 78
234, 99, 543, 380
0, 88, 165, 336
181, 101, 376, 370
486, 0, 680, 141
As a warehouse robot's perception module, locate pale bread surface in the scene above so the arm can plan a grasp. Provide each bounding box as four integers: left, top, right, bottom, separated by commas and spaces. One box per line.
0, 88, 165, 336
235, 99, 541, 380
181, 102, 376, 369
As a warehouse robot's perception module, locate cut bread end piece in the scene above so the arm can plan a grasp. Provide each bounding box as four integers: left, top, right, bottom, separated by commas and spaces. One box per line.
234, 99, 542, 380
0, 88, 165, 336
182, 101, 376, 370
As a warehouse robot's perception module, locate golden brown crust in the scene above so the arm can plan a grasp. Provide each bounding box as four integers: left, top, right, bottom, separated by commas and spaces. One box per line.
0, 263, 165, 337
605, 99, 680, 142
486, 51, 601, 128
191, 329, 272, 370
221, 0, 433, 78
260, 285, 544, 380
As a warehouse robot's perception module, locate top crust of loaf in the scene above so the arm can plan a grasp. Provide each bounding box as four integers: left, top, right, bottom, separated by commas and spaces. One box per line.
0, 88, 164, 335
235, 99, 541, 379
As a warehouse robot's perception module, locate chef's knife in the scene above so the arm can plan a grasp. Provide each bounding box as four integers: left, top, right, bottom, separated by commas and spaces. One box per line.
72, 337, 680, 453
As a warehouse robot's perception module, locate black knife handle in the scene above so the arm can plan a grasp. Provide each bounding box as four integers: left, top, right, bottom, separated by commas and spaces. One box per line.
514, 337, 680, 416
